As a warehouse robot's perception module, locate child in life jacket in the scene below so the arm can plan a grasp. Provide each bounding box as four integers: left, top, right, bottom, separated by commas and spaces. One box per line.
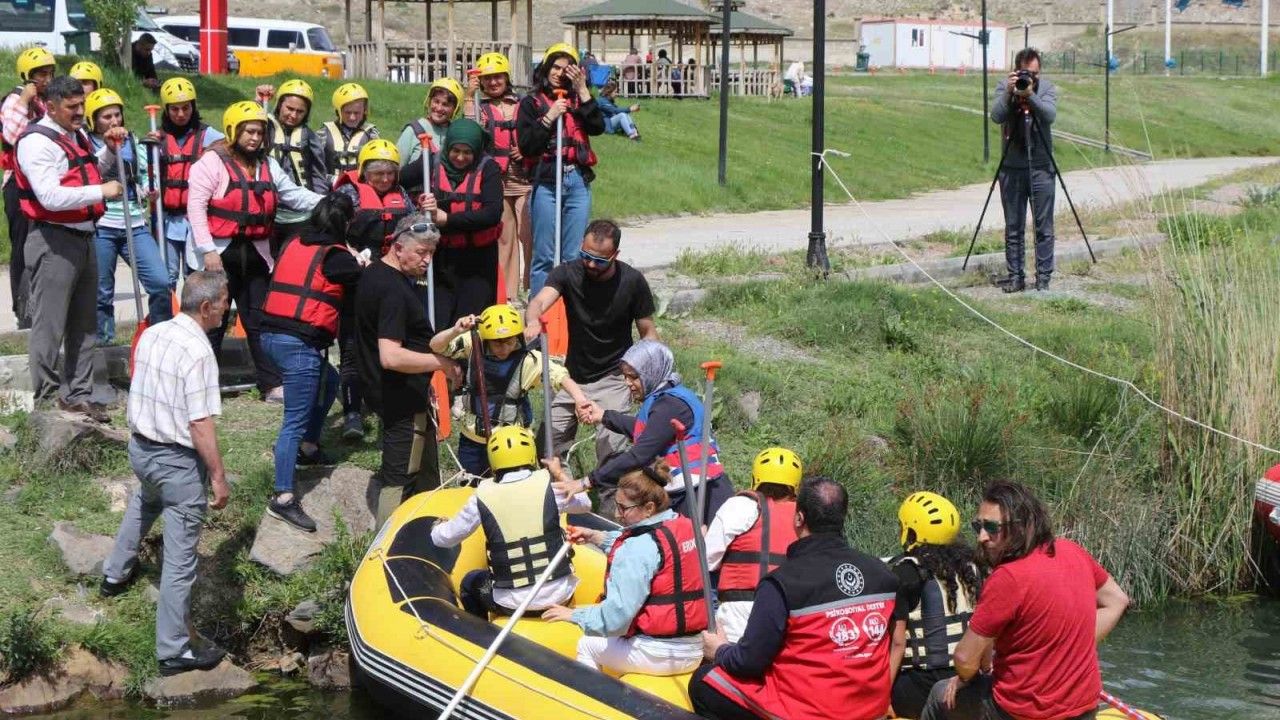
543, 462, 707, 678
318, 82, 379, 183
430, 303, 589, 478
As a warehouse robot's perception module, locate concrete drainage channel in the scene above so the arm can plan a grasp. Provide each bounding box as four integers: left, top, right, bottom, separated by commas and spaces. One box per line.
652, 234, 1164, 316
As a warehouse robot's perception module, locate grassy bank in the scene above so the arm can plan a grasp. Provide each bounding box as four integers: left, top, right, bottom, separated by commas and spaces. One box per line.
1, 50, 1279, 262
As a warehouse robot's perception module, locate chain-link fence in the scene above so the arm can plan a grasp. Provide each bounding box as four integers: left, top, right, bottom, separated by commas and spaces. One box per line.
1034, 49, 1280, 75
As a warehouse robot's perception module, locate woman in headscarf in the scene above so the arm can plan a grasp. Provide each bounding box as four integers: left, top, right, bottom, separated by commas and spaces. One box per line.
421, 118, 504, 329
559, 339, 732, 524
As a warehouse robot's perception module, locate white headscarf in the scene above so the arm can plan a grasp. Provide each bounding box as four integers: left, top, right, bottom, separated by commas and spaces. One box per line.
621, 339, 681, 398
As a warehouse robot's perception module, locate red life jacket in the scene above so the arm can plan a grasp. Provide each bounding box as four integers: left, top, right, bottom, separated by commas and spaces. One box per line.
263, 238, 345, 341
13, 125, 105, 224
334, 170, 410, 256
1, 87, 46, 172
479, 99, 519, 174
717, 492, 797, 602
205, 151, 277, 241
527, 92, 597, 171
434, 157, 502, 250
160, 126, 205, 213
605, 515, 708, 638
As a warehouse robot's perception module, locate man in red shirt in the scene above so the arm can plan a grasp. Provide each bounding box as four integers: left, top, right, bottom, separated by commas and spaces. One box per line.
920, 481, 1130, 720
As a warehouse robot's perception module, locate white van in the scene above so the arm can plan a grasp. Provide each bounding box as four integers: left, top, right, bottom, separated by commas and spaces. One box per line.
155, 16, 344, 78
0, 0, 200, 72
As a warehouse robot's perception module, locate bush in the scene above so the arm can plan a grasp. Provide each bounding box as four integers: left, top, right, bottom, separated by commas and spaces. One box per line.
0, 609, 62, 681
1043, 379, 1120, 440
893, 387, 1022, 489
1159, 212, 1242, 249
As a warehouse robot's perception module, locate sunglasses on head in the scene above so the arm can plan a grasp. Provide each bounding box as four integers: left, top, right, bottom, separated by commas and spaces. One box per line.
970, 519, 1005, 536
580, 249, 615, 267
394, 222, 435, 240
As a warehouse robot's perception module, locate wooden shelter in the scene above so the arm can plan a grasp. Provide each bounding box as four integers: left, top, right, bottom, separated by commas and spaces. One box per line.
345, 0, 533, 86
707, 5, 792, 95
561, 0, 716, 97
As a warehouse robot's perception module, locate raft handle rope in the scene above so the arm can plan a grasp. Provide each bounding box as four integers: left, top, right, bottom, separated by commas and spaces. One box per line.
812, 148, 1280, 456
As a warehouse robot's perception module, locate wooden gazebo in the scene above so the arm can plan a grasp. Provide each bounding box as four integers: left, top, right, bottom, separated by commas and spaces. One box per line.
561, 0, 716, 98
345, 0, 534, 87
707, 4, 792, 95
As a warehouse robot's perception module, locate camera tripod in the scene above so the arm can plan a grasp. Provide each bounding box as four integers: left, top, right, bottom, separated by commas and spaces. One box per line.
961, 97, 1095, 282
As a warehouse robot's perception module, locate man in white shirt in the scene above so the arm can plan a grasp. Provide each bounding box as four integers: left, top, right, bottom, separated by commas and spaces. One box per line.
101, 271, 233, 677
13, 75, 123, 419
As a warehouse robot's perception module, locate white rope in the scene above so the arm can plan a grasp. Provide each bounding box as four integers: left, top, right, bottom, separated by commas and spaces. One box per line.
812, 148, 1280, 455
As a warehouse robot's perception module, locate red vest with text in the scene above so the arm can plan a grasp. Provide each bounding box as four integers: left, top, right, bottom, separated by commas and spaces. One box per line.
263, 239, 345, 342
605, 515, 708, 638
160, 126, 205, 213
527, 92, 597, 170
479, 100, 519, 174
1, 87, 46, 172
205, 152, 277, 241
717, 492, 797, 602
632, 385, 724, 485
705, 536, 897, 720
433, 158, 502, 249
334, 170, 410, 256
13, 125, 105, 224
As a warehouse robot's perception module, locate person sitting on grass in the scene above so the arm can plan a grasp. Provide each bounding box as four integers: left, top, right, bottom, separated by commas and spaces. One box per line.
429, 303, 591, 478
597, 80, 641, 142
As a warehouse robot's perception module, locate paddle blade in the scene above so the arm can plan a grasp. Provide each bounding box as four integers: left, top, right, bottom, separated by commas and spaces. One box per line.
546, 299, 568, 357
431, 371, 452, 441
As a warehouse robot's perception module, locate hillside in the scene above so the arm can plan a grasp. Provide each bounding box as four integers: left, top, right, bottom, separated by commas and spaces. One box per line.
153, 0, 1266, 49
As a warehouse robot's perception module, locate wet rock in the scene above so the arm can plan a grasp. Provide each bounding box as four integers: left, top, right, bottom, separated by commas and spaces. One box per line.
248, 466, 376, 576
142, 659, 257, 708
142, 581, 161, 604
93, 476, 139, 513
306, 648, 352, 691
48, 522, 114, 577
28, 410, 128, 467
862, 435, 891, 455
285, 600, 321, 635
0, 646, 127, 715
736, 391, 762, 426
40, 596, 104, 627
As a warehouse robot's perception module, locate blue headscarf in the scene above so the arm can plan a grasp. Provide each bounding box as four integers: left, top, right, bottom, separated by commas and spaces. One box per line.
621, 340, 681, 398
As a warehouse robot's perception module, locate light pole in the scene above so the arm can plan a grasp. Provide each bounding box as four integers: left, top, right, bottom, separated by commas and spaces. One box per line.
717, 1, 731, 186
807, 0, 829, 275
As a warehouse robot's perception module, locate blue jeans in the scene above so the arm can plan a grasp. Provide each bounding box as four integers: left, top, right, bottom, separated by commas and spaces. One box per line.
529, 168, 591, 294
261, 332, 338, 494
94, 224, 172, 344
604, 113, 637, 137
457, 434, 489, 479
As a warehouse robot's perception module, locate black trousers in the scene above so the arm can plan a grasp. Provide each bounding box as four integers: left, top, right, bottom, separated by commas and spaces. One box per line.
269, 219, 308, 260
3, 175, 30, 326
338, 313, 363, 416
689, 664, 760, 720
894, 668, 955, 720
432, 243, 498, 331
206, 239, 281, 393
378, 410, 440, 490
919, 673, 1096, 720
998, 166, 1056, 281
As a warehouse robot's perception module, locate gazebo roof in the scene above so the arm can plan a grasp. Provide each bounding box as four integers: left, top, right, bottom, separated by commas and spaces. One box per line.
709, 10, 793, 38
562, 0, 715, 26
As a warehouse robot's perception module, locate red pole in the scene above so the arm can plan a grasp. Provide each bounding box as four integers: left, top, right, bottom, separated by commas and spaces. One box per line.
199, 0, 228, 75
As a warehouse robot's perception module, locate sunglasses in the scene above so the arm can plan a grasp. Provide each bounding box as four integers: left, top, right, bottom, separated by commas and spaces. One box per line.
580, 249, 615, 267
615, 501, 643, 514
970, 519, 1005, 536
394, 222, 435, 241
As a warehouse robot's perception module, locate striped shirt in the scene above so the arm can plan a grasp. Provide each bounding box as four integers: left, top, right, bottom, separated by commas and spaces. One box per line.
1, 90, 44, 185
89, 132, 149, 230
128, 313, 221, 448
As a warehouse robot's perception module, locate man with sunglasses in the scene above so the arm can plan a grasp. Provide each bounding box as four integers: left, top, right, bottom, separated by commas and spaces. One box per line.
523, 219, 657, 468
921, 481, 1130, 720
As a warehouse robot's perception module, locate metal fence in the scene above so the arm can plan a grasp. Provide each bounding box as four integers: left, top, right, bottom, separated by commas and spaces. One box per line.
1034, 49, 1280, 76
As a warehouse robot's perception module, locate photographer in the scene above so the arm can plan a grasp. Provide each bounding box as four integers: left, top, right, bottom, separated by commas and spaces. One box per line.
990, 48, 1058, 293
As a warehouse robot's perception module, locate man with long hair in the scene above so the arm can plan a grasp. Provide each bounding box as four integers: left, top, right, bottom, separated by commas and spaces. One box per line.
920, 482, 1130, 720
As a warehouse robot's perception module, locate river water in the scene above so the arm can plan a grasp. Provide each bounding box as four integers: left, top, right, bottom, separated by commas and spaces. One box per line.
37, 599, 1280, 720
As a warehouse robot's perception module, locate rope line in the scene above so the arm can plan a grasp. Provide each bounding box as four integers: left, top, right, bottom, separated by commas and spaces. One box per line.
812, 148, 1280, 455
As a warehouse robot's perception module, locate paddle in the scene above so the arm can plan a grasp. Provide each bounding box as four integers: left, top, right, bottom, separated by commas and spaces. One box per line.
670, 418, 717, 633
419, 131, 451, 441
694, 360, 722, 522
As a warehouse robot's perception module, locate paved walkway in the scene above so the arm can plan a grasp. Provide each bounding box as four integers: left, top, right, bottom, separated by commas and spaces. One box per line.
0, 156, 1273, 333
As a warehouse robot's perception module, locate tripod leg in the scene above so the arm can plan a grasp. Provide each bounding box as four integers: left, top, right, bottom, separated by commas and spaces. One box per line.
963, 134, 1013, 271
1032, 116, 1096, 264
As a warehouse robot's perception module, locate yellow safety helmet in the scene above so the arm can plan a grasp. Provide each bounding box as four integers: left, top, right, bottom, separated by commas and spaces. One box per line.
357, 139, 400, 172
477, 304, 524, 341
16, 47, 56, 82
276, 78, 315, 106
542, 42, 580, 66
85, 88, 125, 132
426, 77, 463, 118
751, 447, 803, 490
331, 82, 369, 113
473, 52, 512, 78
160, 77, 197, 106
69, 61, 104, 85
487, 425, 538, 472
222, 101, 269, 141
898, 491, 961, 551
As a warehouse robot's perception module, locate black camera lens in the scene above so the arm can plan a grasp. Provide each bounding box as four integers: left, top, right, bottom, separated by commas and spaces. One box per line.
1014, 70, 1033, 91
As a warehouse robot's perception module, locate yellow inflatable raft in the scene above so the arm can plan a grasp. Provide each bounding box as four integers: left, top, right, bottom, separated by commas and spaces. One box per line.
346, 486, 1164, 720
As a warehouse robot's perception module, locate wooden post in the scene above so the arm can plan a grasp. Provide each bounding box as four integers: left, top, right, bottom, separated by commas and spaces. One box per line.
510, 0, 517, 48
344, 0, 351, 48
739, 35, 746, 94
377, 0, 386, 79
525, 0, 532, 47
601, 32, 607, 64
364, 0, 372, 41
650, 29, 658, 96
447, 0, 456, 82
491, 0, 498, 41
753, 39, 758, 67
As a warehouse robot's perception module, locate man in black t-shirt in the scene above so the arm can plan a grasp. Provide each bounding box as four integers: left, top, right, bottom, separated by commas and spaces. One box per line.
355, 215, 460, 526
522, 219, 657, 489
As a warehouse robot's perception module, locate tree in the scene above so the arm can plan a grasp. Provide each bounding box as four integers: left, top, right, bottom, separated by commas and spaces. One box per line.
84, 0, 144, 68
